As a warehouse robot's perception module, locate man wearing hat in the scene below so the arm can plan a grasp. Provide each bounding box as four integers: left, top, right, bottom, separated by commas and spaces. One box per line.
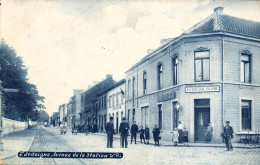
105, 116, 115, 148
130, 121, 139, 144
223, 121, 234, 151
119, 117, 130, 148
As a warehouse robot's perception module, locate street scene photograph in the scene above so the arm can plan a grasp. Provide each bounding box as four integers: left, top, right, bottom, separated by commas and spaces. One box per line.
0, 0, 260, 164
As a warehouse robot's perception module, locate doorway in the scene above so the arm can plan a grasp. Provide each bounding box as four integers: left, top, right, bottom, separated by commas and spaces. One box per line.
194, 99, 210, 142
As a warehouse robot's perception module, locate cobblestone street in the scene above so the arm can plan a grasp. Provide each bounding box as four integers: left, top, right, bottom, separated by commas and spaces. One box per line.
1, 127, 259, 165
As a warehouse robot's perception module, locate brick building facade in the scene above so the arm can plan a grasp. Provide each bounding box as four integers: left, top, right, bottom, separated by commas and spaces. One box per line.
81, 75, 115, 128
125, 7, 260, 143
106, 79, 125, 134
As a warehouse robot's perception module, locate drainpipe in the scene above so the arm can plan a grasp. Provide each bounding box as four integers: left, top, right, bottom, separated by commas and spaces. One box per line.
221, 35, 225, 130
136, 65, 139, 117
125, 79, 127, 118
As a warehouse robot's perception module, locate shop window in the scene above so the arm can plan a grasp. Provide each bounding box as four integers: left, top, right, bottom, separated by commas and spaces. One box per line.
241, 54, 251, 83
241, 100, 252, 130
194, 51, 210, 81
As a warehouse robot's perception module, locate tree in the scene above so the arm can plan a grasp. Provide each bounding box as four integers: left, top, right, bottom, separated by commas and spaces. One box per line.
0, 40, 45, 121
37, 110, 49, 122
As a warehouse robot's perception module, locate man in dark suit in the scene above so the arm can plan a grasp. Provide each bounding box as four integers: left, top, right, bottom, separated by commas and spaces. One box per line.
130, 121, 139, 144
105, 116, 114, 148
223, 121, 234, 151
119, 117, 130, 148
152, 124, 160, 147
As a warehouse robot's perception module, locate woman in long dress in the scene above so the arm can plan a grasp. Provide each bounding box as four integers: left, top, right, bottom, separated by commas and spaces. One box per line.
177, 121, 184, 143
205, 122, 213, 143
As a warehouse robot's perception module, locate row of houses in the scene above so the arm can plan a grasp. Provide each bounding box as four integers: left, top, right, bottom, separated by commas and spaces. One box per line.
51, 74, 126, 134
52, 7, 260, 143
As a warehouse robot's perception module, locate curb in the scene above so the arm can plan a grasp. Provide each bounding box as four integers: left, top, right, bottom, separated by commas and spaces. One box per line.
91, 133, 260, 149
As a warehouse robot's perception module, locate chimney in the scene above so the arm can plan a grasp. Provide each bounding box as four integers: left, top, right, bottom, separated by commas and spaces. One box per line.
214, 7, 224, 15
106, 74, 113, 79
147, 49, 154, 55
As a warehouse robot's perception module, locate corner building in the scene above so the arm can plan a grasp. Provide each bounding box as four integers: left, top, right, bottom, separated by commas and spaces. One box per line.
125, 7, 260, 143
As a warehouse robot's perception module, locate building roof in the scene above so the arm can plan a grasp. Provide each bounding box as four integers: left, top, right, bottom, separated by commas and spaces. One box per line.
184, 7, 260, 39
126, 7, 260, 73
98, 78, 125, 96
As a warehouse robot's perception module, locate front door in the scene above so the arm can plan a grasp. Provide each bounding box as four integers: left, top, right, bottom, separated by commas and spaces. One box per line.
194, 99, 210, 142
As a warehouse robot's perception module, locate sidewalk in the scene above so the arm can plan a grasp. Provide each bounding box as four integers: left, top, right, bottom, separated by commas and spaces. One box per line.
0, 127, 37, 160
91, 132, 260, 149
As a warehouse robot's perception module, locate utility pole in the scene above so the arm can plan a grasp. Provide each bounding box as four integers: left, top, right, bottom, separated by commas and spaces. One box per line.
0, 80, 19, 151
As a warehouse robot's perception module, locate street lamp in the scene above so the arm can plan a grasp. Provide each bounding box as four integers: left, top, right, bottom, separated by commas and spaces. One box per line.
175, 101, 181, 111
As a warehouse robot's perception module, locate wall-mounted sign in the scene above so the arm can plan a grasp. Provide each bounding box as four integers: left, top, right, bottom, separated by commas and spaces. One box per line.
185, 85, 220, 93
158, 92, 176, 102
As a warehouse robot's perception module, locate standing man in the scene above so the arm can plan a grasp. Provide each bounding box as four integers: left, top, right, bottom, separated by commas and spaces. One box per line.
223, 121, 234, 151
130, 121, 139, 144
105, 116, 114, 148
152, 124, 160, 147
119, 117, 130, 148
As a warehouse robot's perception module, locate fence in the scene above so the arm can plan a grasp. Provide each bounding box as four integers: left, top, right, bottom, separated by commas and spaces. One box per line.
2, 118, 28, 136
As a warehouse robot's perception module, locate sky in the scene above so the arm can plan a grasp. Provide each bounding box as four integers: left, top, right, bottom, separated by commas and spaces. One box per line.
1, 0, 260, 116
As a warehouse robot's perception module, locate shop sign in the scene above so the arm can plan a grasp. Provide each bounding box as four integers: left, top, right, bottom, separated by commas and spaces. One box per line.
185, 86, 220, 93
157, 92, 176, 102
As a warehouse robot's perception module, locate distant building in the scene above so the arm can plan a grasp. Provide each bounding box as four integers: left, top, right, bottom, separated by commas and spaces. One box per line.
106, 79, 126, 134
58, 104, 67, 126
67, 96, 75, 128
51, 112, 59, 127
125, 7, 260, 143
81, 74, 115, 129
96, 92, 107, 132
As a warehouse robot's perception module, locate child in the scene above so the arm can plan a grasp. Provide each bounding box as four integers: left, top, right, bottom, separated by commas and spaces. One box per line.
172, 128, 179, 146
183, 128, 189, 146
139, 126, 145, 144
145, 125, 150, 144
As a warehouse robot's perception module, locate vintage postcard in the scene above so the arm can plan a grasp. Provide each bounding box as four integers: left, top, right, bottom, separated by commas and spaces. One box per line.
0, 0, 260, 164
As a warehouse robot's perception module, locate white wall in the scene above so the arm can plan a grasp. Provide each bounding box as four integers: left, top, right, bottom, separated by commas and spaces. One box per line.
2, 118, 28, 136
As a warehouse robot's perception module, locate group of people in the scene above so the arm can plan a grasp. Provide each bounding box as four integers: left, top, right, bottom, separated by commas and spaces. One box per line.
105, 116, 234, 151
105, 116, 161, 148
172, 121, 189, 146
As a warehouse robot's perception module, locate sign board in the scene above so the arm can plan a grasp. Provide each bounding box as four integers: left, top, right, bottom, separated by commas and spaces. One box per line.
185, 86, 220, 93
158, 92, 176, 102
2, 88, 19, 92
